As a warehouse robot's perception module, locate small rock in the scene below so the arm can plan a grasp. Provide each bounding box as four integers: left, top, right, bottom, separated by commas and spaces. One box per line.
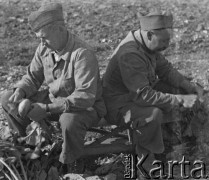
17, 18, 25, 23
85, 24, 93, 31
203, 30, 208, 34
101, 21, 111, 27
97, 4, 107, 10
184, 19, 189, 24
72, 13, 80, 18
196, 24, 204, 32
7, 76, 12, 81
101, 39, 107, 43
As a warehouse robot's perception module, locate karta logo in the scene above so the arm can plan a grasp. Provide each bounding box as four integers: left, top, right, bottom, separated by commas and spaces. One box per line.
136, 154, 208, 179
123, 154, 208, 179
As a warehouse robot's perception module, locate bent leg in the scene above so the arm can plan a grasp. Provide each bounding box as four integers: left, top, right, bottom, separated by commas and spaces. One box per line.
1, 90, 31, 136
59, 110, 99, 164
154, 81, 193, 144
117, 104, 164, 174
119, 104, 164, 155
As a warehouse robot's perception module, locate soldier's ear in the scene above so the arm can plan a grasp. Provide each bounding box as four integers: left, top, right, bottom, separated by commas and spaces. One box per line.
147, 31, 154, 41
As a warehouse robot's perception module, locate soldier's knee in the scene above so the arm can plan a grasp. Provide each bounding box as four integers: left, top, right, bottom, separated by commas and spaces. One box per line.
59, 112, 83, 132
153, 108, 163, 119
148, 107, 163, 125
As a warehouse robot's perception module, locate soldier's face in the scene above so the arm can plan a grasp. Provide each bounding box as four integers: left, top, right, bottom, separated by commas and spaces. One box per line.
35, 26, 61, 51
149, 28, 173, 52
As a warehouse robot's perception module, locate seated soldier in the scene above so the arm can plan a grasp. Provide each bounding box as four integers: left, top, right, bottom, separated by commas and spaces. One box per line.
102, 9, 203, 173
1, 2, 106, 171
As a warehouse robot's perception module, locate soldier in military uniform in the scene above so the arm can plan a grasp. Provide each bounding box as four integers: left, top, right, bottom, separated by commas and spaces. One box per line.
1, 2, 106, 170
102, 9, 203, 168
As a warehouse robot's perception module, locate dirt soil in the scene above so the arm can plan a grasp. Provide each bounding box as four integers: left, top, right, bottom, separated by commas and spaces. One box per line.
1, 0, 209, 179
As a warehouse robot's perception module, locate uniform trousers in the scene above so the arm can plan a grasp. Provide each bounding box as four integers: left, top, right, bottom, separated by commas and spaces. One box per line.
105, 81, 185, 156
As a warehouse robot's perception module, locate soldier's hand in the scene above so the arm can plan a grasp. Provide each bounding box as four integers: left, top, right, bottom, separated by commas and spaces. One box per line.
193, 83, 205, 103
27, 103, 47, 122
9, 88, 25, 104
175, 94, 198, 108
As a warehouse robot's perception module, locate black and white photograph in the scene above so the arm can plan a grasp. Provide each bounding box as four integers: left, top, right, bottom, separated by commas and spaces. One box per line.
1, 0, 209, 179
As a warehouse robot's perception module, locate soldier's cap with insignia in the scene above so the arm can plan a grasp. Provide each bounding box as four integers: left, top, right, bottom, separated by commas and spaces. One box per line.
139, 9, 173, 30
28, 2, 64, 32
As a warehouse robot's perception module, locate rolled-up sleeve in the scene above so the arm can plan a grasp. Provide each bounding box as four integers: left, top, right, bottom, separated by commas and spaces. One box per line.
119, 53, 177, 110
64, 49, 99, 111
15, 45, 44, 98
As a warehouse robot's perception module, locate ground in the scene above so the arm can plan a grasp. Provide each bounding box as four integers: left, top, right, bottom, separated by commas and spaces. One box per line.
1, 0, 209, 179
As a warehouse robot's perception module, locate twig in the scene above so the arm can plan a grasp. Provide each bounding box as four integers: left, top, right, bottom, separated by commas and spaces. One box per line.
5, 153, 22, 180
19, 159, 28, 180
25, 160, 30, 176
0, 141, 13, 146
11, 164, 23, 180
2, 170, 12, 180
5, 150, 28, 180
0, 159, 19, 180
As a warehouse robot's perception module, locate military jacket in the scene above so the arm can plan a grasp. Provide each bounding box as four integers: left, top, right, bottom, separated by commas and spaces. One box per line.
15, 32, 106, 117
103, 30, 193, 112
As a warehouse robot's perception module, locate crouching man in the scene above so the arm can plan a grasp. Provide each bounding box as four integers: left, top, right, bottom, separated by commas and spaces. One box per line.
102, 8, 203, 174
1, 2, 106, 169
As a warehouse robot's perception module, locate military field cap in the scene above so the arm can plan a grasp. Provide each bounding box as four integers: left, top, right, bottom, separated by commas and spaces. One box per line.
139, 9, 173, 30
28, 2, 64, 32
